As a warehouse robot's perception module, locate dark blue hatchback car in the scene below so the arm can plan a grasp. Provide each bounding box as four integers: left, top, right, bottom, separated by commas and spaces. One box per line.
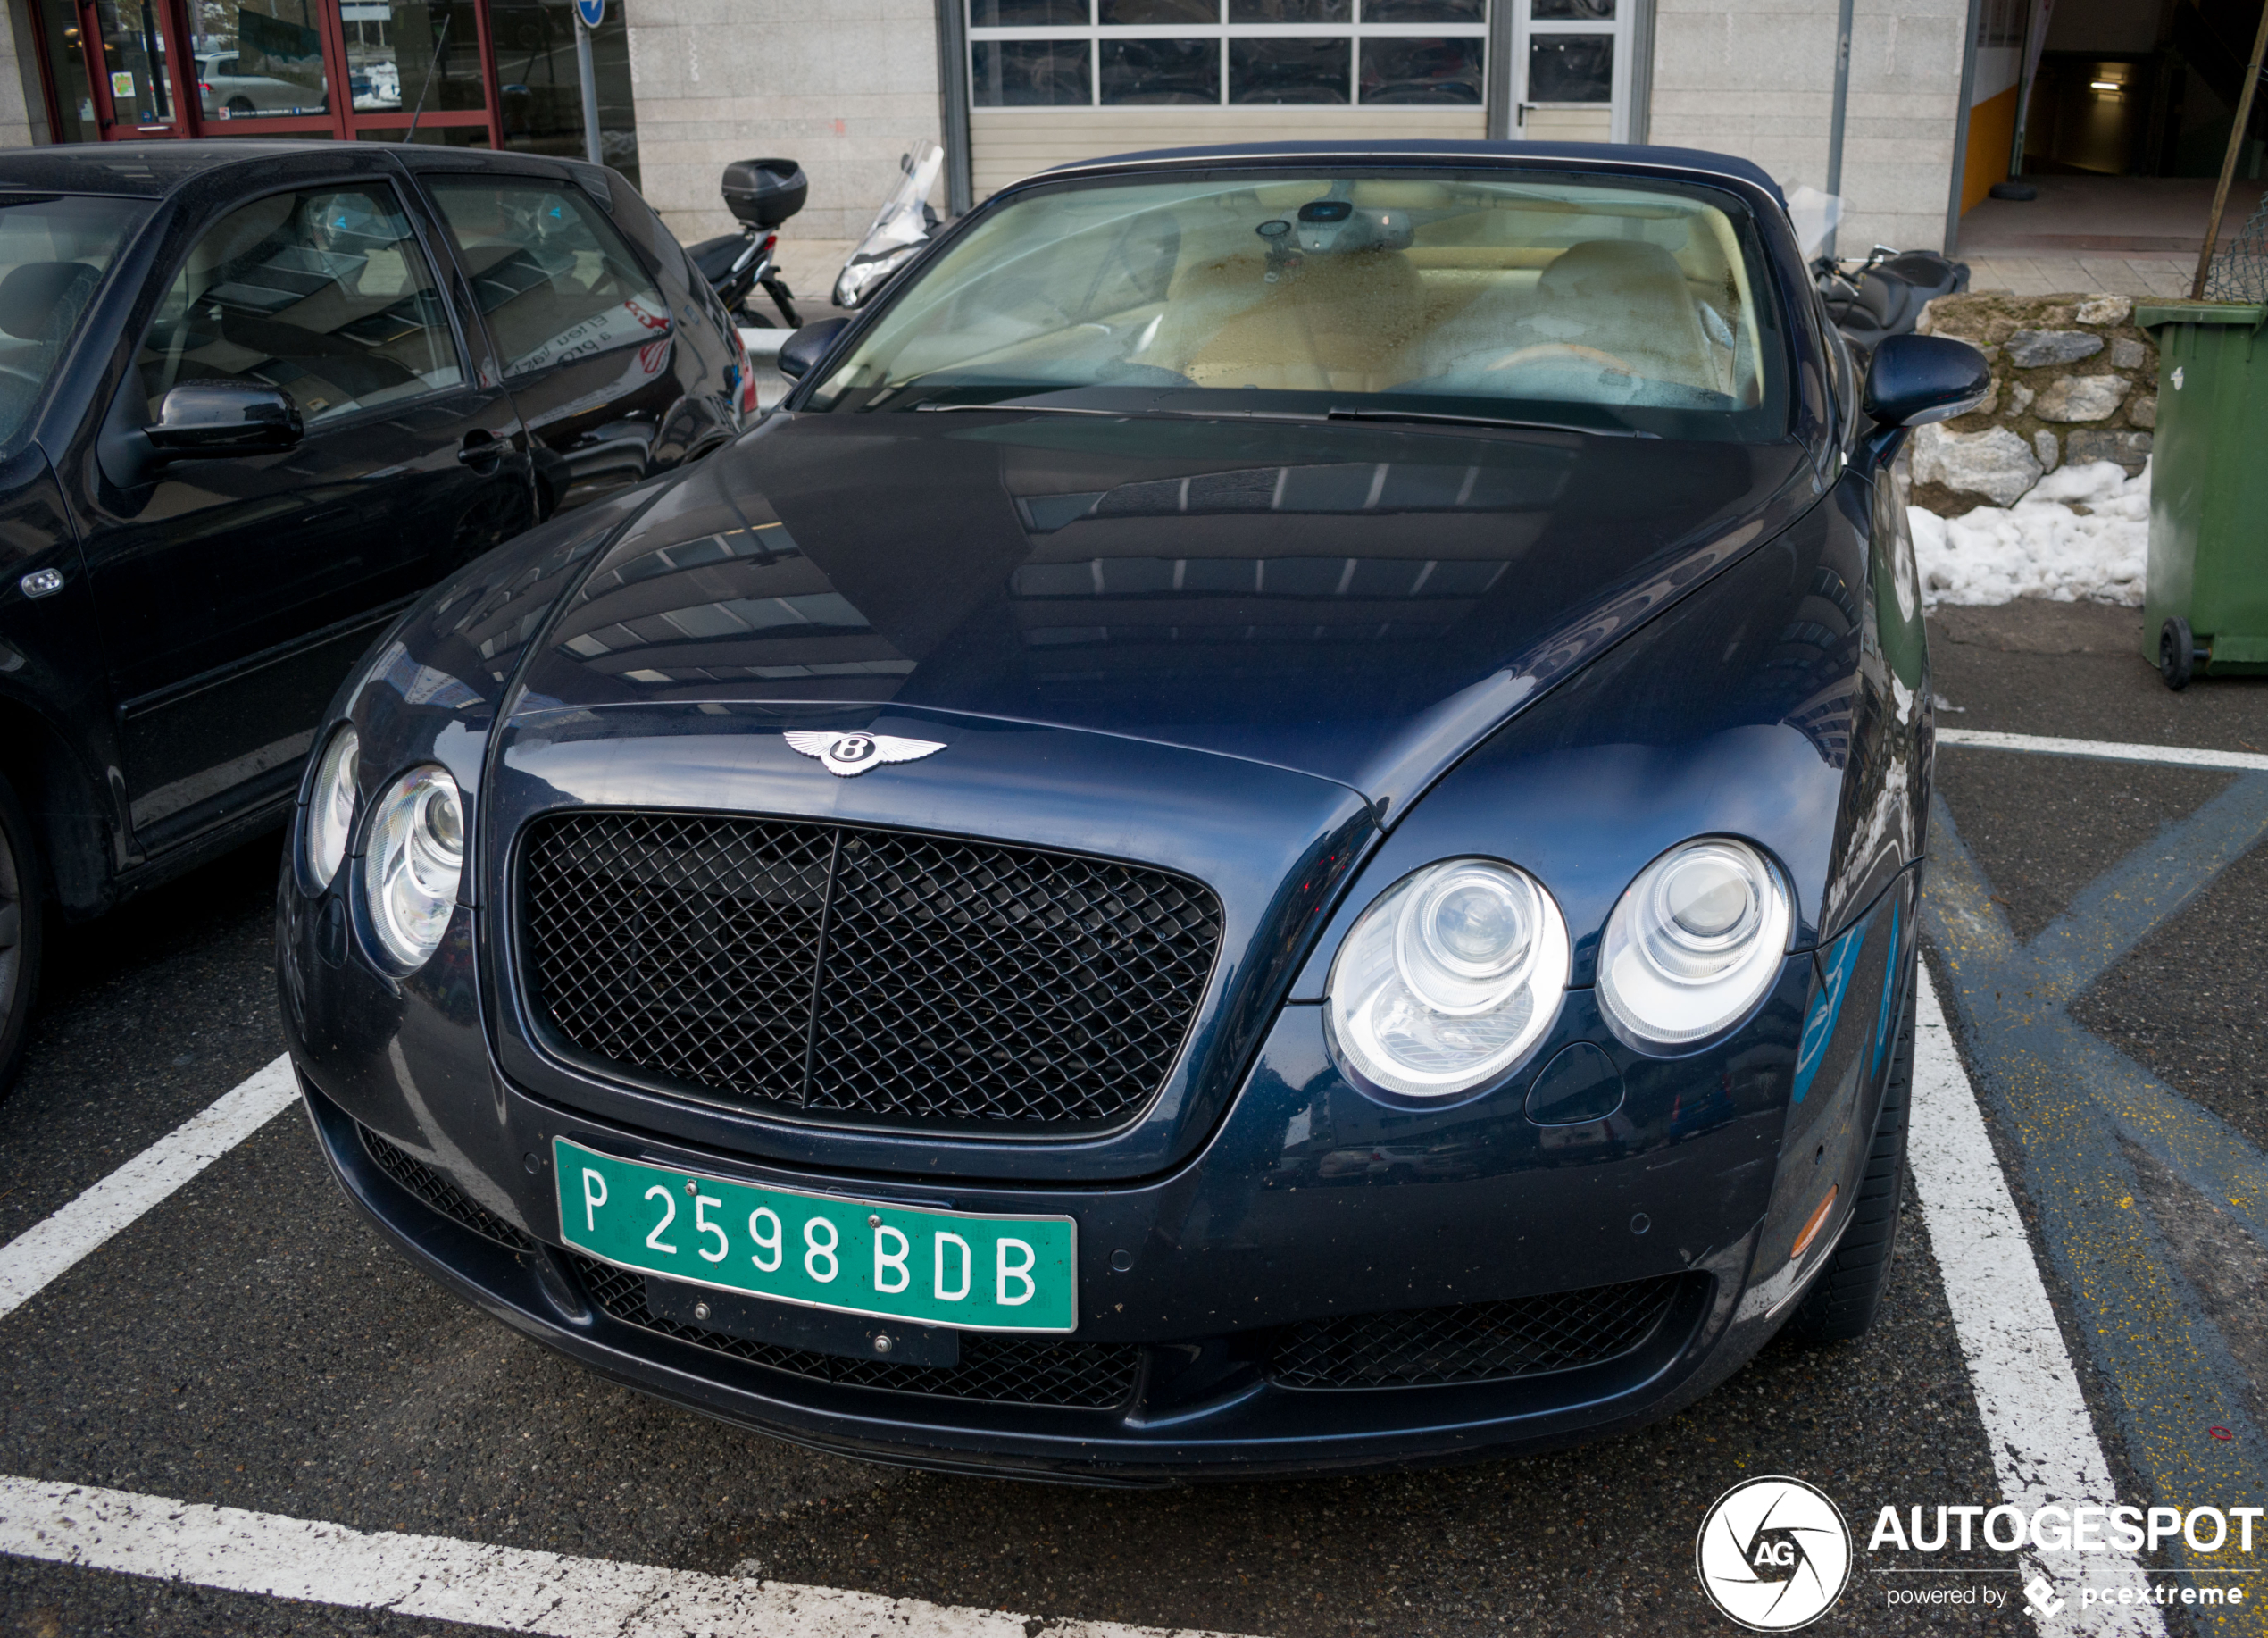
277, 140, 1987, 1481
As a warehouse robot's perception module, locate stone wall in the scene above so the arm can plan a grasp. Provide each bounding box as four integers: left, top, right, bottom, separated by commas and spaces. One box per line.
1906, 293, 2156, 514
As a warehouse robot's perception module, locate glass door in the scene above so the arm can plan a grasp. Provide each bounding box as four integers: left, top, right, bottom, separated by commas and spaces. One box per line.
42, 0, 504, 143
1510, 0, 1630, 144
83, 0, 197, 136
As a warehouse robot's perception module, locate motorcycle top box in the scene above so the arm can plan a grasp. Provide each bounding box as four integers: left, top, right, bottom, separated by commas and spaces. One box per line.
722, 158, 808, 228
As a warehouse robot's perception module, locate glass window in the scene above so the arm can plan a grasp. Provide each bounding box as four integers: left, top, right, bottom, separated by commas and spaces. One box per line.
1360, 0, 1482, 19
133, 185, 461, 426
1359, 37, 1481, 102
1230, 37, 1349, 103
1528, 34, 1612, 101
0, 195, 149, 447
425, 179, 667, 376
972, 39, 1093, 104
1531, 0, 1613, 16
1230, 0, 1350, 18
192, 0, 330, 121
971, 0, 1090, 20
488, 0, 642, 183
1099, 0, 1216, 20
1101, 38, 1221, 102
340, 0, 486, 115
33, 0, 100, 141
805, 171, 1786, 443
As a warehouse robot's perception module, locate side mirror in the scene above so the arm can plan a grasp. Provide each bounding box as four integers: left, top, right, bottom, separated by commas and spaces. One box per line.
146, 380, 304, 458
1862, 334, 1991, 428
776, 317, 850, 381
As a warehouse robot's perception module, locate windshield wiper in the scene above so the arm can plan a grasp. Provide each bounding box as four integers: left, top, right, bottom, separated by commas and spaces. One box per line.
1324, 406, 1657, 438
913, 400, 1130, 416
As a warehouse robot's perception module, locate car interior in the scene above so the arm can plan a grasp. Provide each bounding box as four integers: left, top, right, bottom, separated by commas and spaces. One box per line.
815, 175, 1773, 423
132, 186, 463, 425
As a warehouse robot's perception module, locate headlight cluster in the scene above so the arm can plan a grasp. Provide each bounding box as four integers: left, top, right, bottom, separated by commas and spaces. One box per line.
364, 767, 465, 970
299, 726, 464, 974
1325, 836, 1792, 1099
1597, 839, 1790, 1049
1327, 859, 1569, 1098
832, 244, 920, 309
304, 727, 359, 890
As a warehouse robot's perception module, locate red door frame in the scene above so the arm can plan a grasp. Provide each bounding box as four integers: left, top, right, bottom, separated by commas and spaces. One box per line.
59, 0, 505, 146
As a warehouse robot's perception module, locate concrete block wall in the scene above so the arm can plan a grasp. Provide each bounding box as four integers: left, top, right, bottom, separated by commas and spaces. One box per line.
1, 0, 50, 150
625, 0, 943, 248
1647, 0, 1966, 253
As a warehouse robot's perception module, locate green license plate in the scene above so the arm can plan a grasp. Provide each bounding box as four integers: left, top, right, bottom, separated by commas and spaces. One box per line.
554, 1138, 1077, 1333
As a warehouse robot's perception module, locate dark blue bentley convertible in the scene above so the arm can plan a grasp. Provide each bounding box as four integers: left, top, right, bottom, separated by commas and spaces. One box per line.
278, 140, 1988, 1481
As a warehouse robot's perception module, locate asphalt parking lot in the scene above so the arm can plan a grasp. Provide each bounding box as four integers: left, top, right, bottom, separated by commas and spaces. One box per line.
0, 598, 2261, 1636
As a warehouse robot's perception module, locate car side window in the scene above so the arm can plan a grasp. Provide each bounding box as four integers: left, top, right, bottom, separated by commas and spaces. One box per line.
421, 179, 668, 377
135, 184, 464, 427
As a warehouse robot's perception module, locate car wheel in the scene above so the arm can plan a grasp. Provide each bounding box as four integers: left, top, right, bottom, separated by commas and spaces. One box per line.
1782, 977, 1913, 1345
2160, 615, 2197, 691
0, 772, 43, 1101
227, 96, 254, 115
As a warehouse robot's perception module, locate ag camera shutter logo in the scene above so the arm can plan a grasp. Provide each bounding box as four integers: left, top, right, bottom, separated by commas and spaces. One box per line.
1696, 1475, 1853, 1630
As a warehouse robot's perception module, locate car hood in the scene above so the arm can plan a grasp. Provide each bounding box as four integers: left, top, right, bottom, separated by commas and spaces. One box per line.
509, 411, 1818, 814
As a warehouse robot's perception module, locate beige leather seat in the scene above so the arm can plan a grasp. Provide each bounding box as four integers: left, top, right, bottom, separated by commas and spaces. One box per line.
1400, 238, 1718, 400
1180, 248, 1430, 393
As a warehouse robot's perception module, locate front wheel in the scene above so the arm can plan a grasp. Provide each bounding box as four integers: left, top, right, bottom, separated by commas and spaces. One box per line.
0, 772, 43, 1101
1783, 979, 1913, 1345
2160, 615, 2198, 690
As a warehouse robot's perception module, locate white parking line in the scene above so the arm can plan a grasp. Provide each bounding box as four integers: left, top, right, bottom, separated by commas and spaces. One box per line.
0, 1054, 297, 1323
1906, 967, 2165, 1634
0, 1474, 1236, 1638
1937, 728, 2268, 773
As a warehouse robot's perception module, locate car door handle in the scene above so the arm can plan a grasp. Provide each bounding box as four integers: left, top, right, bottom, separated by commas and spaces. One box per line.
457, 432, 506, 470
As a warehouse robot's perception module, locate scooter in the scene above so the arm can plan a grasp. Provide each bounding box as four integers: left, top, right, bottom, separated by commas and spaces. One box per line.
832, 142, 944, 310
688, 157, 806, 328
1814, 244, 1970, 354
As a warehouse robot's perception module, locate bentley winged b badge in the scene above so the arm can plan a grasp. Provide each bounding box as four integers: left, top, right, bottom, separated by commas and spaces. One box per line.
784, 730, 946, 778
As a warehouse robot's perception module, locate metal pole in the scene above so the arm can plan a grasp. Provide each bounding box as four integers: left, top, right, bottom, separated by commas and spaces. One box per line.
576, 13, 602, 167
2193, 0, 2268, 300
1823, 0, 1855, 259
933, 0, 971, 215
1944, 0, 1983, 255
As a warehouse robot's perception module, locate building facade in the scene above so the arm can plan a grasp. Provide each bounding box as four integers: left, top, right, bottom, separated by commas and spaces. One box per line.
0, 0, 2096, 257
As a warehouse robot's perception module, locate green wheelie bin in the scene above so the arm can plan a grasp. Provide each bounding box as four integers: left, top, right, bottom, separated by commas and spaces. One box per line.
2138, 301, 2268, 689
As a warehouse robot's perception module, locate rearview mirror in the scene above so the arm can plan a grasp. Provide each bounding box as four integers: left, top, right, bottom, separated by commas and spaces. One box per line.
776, 317, 850, 382
1862, 334, 1991, 429
146, 380, 304, 458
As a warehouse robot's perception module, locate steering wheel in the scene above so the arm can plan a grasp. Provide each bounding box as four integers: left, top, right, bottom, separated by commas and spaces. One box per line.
1483, 342, 1641, 378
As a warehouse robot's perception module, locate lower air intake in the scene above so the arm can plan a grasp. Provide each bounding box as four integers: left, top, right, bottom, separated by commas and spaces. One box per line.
568, 1253, 1143, 1410
1271, 1275, 1694, 1389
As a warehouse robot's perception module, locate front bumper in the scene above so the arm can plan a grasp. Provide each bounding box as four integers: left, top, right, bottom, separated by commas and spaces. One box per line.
281, 853, 1917, 1482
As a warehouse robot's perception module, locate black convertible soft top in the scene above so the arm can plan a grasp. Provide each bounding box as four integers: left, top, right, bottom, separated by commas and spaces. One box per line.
1042, 138, 1787, 207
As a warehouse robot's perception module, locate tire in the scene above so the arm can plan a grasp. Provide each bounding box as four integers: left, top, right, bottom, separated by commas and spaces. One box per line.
226, 96, 254, 116
0, 772, 43, 1102
1783, 978, 1914, 1345
2161, 615, 2197, 691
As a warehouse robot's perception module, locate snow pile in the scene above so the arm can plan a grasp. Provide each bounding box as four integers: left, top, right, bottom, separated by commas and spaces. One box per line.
1908, 458, 2152, 607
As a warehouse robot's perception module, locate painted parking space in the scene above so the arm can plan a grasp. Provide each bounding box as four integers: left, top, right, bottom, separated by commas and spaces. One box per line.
0, 600, 2258, 1635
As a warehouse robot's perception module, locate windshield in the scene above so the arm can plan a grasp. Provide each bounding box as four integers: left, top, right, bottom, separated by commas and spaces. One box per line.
0, 194, 148, 448
805, 170, 1789, 441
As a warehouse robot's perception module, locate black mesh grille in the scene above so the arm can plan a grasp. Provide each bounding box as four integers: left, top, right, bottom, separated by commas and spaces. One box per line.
361, 1126, 538, 1254
568, 1254, 1143, 1409
1271, 1276, 1691, 1389
521, 811, 1222, 1131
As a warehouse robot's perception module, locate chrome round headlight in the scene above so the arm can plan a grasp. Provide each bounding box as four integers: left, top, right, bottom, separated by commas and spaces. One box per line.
363, 766, 464, 971
1597, 837, 1791, 1049
1327, 858, 1570, 1098
832, 243, 920, 309
304, 726, 359, 890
